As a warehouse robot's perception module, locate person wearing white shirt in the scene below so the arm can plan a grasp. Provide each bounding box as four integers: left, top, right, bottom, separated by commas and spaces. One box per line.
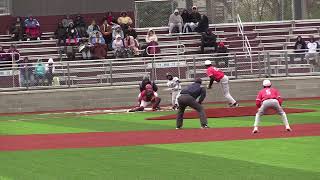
166, 73, 181, 110
305, 37, 319, 63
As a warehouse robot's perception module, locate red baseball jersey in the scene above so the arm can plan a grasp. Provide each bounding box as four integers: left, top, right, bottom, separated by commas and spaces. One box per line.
256, 87, 283, 107
206, 66, 225, 81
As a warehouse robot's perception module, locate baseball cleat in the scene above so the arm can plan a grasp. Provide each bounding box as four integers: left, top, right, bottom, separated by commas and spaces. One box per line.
176, 127, 182, 130
252, 127, 259, 134
229, 102, 239, 108
286, 126, 292, 132
201, 125, 210, 129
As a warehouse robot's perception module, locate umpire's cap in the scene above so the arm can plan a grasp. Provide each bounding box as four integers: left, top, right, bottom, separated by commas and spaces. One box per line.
194, 78, 202, 84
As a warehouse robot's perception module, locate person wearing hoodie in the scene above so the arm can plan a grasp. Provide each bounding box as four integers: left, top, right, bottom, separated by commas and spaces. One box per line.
18, 57, 33, 87
181, 9, 192, 33
196, 15, 209, 33
74, 14, 87, 38
91, 32, 107, 59
54, 22, 67, 46
87, 20, 100, 38
145, 29, 160, 55
168, 9, 183, 34
62, 15, 73, 29
100, 19, 113, 48
45, 58, 55, 86
24, 16, 41, 41
112, 34, 125, 58
305, 36, 319, 64
117, 11, 133, 30
10, 17, 25, 41
200, 29, 217, 54
215, 42, 229, 67
34, 59, 46, 86
290, 36, 307, 64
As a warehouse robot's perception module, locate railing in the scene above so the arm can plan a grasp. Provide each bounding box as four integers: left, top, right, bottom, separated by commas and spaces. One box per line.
237, 14, 253, 73
0, 0, 10, 15
0, 49, 319, 91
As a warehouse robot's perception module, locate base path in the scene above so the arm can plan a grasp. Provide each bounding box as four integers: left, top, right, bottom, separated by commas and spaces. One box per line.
1, 124, 320, 151
147, 107, 315, 120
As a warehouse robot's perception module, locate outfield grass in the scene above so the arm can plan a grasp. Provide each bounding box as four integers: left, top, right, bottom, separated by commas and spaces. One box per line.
0, 137, 319, 180
0, 100, 319, 135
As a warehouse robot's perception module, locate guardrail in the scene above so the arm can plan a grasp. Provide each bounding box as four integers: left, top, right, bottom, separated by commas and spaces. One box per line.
0, 49, 319, 91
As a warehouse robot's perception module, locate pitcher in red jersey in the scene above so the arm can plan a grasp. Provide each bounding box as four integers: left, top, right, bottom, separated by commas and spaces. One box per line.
205, 60, 238, 107
253, 79, 292, 133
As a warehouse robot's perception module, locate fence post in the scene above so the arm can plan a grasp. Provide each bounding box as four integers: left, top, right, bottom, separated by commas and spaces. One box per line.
151, 57, 155, 81
193, 56, 196, 80
11, 53, 15, 88
258, 52, 261, 78
234, 53, 238, 79
67, 62, 70, 88
267, 52, 271, 77
109, 60, 113, 86
285, 51, 289, 77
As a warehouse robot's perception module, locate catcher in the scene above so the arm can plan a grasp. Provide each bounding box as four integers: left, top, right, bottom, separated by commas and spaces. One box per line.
129, 84, 161, 112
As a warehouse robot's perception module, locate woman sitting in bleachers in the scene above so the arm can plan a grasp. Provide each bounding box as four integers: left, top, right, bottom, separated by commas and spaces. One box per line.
91, 31, 107, 59
145, 29, 160, 55
54, 22, 67, 46
112, 25, 124, 41
66, 22, 79, 45
87, 20, 100, 38
124, 34, 139, 57
112, 34, 125, 58
74, 14, 87, 38
24, 16, 41, 41
10, 17, 25, 41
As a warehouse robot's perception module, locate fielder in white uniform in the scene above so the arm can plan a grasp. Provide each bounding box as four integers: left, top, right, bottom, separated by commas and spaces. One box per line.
253, 79, 292, 133
166, 73, 181, 110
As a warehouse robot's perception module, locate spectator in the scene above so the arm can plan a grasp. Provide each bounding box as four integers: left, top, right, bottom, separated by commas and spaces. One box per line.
124, 34, 139, 57
100, 19, 113, 49
145, 29, 160, 55
91, 31, 107, 59
168, 9, 183, 34
290, 36, 307, 64
112, 34, 125, 58
54, 22, 67, 46
24, 16, 41, 41
305, 36, 319, 63
104, 12, 115, 25
0, 46, 6, 61
6, 44, 20, 62
74, 14, 87, 38
45, 58, 55, 86
181, 9, 192, 33
87, 20, 100, 38
66, 22, 78, 45
78, 39, 92, 60
200, 29, 217, 54
18, 57, 33, 87
34, 59, 46, 86
10, 17, 25, 41
117, 11, 133, 30
124, 25, 137, 39
112, 26, 124, 41
215, 42, 229, 67
62, 15, 73, 29
190, 6, 201, 24
196, 15, 209, 33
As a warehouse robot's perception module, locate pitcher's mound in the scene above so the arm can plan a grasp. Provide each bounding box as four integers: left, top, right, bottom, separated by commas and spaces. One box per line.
146, 106, 315, 120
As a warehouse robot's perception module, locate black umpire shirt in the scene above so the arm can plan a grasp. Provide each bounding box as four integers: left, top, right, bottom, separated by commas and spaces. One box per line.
180, 82, 206, 104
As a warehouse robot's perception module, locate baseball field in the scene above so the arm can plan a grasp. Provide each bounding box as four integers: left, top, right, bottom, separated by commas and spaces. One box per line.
0, 98, 320, 180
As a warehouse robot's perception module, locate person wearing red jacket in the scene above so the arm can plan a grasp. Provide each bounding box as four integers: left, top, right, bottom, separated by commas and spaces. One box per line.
129, 84, 161, 112
253, 80, 291, 133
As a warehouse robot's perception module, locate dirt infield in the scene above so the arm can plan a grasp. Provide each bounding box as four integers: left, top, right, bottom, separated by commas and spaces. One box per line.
1, 123, 319, 151
146, 107, 315, 120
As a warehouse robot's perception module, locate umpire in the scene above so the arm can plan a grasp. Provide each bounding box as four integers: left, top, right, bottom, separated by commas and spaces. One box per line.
176, 78, 208, 129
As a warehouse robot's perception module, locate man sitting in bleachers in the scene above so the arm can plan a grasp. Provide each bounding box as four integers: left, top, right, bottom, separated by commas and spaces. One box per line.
215, 42, 229, 67
200, 29, 217, 54
124, 25, 137, 39
168, 9, 183, 34
189, 6, 201, 31
10, 17, 25, 41
54, 22, 67, 46
290, 36, 307, 64
62, 15, 73, 29
100, 19, 113, 50
6, 44, 20, 62
66, 22, 79, 45
24, 16, 41, 41
74, 14, 87, 38
305, 36, 319, 63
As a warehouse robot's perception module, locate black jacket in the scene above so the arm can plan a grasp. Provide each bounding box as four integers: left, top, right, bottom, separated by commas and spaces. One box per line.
294, 40, 307, 53
180, 82, 206, 103
202, 32, 216, 44
190, 12, 201, 23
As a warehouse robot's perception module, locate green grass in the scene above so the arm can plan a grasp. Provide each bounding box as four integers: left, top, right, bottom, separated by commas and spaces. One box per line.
0, 137, 319, 180
0, 100, 319, 135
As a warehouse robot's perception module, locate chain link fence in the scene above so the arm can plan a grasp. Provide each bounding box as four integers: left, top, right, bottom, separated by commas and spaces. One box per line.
135, 0, 320, 26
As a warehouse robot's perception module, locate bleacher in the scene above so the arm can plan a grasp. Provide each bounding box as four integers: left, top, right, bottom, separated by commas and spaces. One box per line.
1, 18, 320, 89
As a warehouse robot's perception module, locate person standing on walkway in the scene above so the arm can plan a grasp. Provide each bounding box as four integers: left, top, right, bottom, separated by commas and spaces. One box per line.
176, 78, 208, 129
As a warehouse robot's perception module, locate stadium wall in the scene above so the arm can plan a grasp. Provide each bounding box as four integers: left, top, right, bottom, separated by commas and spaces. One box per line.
0, 77, 320, 114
